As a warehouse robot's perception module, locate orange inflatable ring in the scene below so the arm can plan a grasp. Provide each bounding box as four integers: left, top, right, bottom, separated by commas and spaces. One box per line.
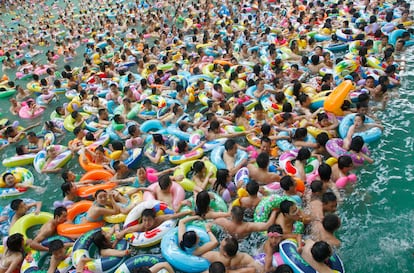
78, 152, 105, 172
80, 169, 114, 181
57, 200, 103, 239
76, 182, 117, 198
213, 59, 233, 67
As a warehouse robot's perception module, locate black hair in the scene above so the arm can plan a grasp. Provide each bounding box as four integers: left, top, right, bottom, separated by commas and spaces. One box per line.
274, 264, 294, 273
158, 174, 172, 190
11, 199, 23, 211
195, 190, 210, 217
209, 262, 226, 273
311, 180, 323, 193
322, 214, 341, 233
311, 241, 332, 262
338, 155, 353, 169
54, 206, 67, 218
261, 123, 271, 136
214, 169, 229, 192
191, 161, 205, 174
93, 230, 112, 251
224, 139, 236, 151
296, 147, 311, 161
280, 200, 295, 214
349, 136, 364, 153
48, 239, 64, 253
256, 152, 270, 168
179, 230, 197, 250
6, 233, 24, 253
318, 163, 332, 181
316, 132, 329, 146
280, 176, 295, 191
246, 180, 259, 195
61, 181, 73, 197
322, 192, 337, 204
223, 237, 238, 257
142, 208, 156, 218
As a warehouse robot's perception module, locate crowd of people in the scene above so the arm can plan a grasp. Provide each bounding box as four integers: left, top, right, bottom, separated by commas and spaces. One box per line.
0, 0, 412, 272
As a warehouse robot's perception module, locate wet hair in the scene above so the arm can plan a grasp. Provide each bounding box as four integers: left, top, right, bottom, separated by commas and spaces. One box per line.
338, 155, 353, 169
54, 206, 67, 219
152, 133, 164, 145
94, 189, 106, 199
280, 200, 295, 215
2, 172, 14, 184
349, 136, 365, 153
48, 239, 64, 254
261, 123, 271, 136
293, 127, 308, 140
11, 199, 23, 211
223, 237, 238, 257
111, 141, 124, 151
177, 140, 187, 153
6, 233, 24, 253
282, 102, 293, 112
296, 147, 311, 161
316, 132, 329, 146
93, 230, 112, 250
179, 230, 197, 250
275, 264, 294, 273
209, 262, 226, 273
61, 181, 73, 197
256, 152, 270, 168
214, 169, 229, 192
158, 174, 172, 190
322, 214, 341, 233
318, 163, 332, 181
311, 55, 320, 65
195, 190, 210, 217
224, 139, 236, 151
311, 241, 332, 262
340, 100, 351, 111
268, 224, 283, 234
191, 161, 205, 174
233, 104, 245, 118
85, 132, 95, 141
322, 192, 337, 204
311, 180, 323, 193
16, 145, 25, 155
280, 176, 295, 191
246, 180, 259, 195
142, 208, 156, 219
231, 206, 244, 222
61, 170, 72, 182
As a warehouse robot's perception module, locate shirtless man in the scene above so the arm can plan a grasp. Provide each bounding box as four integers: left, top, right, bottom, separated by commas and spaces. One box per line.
29, 207, 68, 251
115, 208, 191, 240
247, 152, 280, 184
312, 214, 341, 249
9, 198, 42, 229
309, 192, 338, 224
301, 240, 334, 273
152, 174, 181, 210
223, 139, 248, 176
202, 237, 263, 273
214, 206, 277, 240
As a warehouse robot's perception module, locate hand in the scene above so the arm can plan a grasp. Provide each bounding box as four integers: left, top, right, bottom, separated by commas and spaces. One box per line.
205, 223, 213, 232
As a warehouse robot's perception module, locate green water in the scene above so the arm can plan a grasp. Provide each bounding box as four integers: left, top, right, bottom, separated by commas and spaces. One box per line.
0, 1, 414, 273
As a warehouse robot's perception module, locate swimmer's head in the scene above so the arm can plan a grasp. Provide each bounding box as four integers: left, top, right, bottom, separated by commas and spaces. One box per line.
2, 172, 16, 187
311, 241, 332, 262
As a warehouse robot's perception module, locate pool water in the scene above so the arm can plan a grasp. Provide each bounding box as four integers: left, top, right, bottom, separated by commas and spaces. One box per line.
0, 1, 414, 272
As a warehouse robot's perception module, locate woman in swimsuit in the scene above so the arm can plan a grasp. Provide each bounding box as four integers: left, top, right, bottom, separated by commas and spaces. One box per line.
83, 189, 120, 223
